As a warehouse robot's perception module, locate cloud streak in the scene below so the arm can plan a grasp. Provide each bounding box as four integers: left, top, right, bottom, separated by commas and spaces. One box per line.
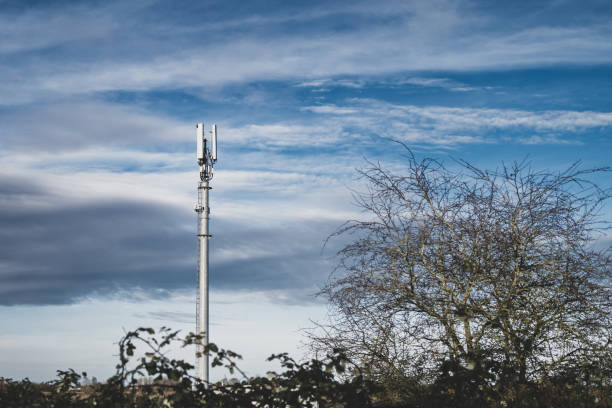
301, 100, 612, 147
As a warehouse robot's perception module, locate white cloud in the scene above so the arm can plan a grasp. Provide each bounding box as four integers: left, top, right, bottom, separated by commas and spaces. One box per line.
0, 3, 118, 54
220, 123, 350, 148
395, 77, 477, 92
296, 78, 365, 89
0, 102, 189, 151
303, 99, 612, 146
301, 105, 360, 115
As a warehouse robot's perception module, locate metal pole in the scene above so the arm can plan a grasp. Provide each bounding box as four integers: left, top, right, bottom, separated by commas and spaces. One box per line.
197, 178, 210, 383
195, 122, 217, 385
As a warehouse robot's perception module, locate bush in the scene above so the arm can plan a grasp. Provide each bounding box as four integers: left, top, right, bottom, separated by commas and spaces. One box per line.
0, 327, 375, 407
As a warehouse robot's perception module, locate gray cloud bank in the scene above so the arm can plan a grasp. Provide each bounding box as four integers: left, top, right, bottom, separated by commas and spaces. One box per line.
0, 177, 190, 305
0, 175, 335, 306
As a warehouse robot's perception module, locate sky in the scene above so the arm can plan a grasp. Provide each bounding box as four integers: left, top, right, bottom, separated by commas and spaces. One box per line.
1, 0, 611, 382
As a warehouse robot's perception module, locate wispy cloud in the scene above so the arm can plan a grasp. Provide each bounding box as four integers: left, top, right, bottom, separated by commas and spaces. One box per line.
395, 77, 478, 92
0, 2, 119, 54
296, 78, 366, 90
301, 105, 359, 115
0, 102, 189, 151
302, 100, 612, 146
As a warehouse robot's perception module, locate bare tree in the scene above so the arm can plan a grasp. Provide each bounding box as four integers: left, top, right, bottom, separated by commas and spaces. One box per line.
310, 149, 611, 400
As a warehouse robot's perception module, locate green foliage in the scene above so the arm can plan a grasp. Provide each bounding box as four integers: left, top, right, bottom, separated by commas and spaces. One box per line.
3, 327, 608, 407
0, 327, 375, 407
0, 377, 48, 408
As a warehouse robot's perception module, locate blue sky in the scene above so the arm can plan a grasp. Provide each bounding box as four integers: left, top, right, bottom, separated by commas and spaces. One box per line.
1, 0, 611, 381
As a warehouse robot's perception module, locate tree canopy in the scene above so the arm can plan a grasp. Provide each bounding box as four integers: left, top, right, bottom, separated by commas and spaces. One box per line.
311, 149, 612, 406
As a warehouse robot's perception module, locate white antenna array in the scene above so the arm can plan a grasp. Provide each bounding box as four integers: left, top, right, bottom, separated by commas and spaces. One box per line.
196, 123, 217, 179
195, 122, 218, 384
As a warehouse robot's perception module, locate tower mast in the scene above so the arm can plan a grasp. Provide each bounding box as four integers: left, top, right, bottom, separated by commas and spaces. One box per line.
195, 123, 217, 383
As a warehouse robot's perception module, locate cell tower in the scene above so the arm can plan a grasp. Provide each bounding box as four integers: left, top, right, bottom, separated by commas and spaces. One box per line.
195, 122, 217, 383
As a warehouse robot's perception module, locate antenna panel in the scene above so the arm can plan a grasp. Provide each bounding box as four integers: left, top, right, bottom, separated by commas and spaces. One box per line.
211, 124, 217, 162
196, 123, 205, 163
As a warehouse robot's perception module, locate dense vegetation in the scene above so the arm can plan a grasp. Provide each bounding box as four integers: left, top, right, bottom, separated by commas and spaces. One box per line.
1, 326, 610, 407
